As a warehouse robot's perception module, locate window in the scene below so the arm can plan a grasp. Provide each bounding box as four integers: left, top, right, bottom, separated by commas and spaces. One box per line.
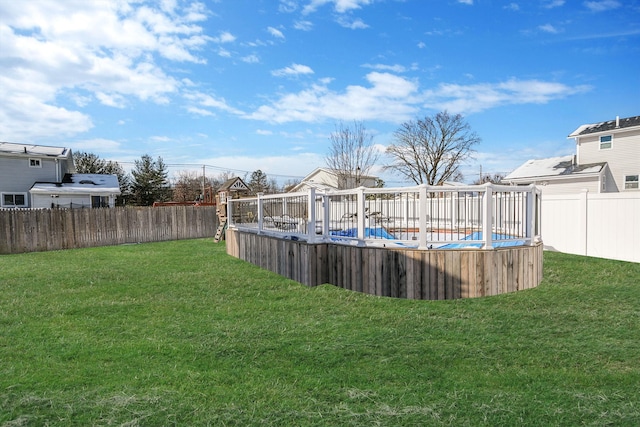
2, 193, 27, 207
625, 175, 639, 190
599, 135, 612, 149
91, 196, 109, 208
29, 158, 41, 168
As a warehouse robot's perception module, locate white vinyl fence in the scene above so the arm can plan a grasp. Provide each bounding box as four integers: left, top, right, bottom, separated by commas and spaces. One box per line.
541, 191, 640, 263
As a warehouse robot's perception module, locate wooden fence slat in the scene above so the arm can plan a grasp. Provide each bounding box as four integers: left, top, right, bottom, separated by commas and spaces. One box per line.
0, 206, 218, 254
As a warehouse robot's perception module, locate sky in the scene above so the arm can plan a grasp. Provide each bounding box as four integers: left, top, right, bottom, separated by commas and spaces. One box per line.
1, 0, 639, 186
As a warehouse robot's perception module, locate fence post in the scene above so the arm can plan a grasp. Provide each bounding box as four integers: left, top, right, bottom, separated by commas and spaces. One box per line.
257, 192, 264, 234
418, 184, 428, 249
526, 185, 535, 245
323, 194, 330, 237
226, 197, 233, 227
356, 187, 365, 242
451, 191, 458, 229
307, 188, 316, 243
482, 183, 493, 249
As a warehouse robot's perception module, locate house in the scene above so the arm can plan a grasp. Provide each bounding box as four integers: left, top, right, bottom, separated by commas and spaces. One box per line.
290, 167, 378, 192
0, 141, 120, 208
30, 173, 121, 208
503, 115, 640, 194
1, 141, 75, 208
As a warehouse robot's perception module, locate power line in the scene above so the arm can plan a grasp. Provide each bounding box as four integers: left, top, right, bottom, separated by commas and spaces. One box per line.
118, 161, 304, 180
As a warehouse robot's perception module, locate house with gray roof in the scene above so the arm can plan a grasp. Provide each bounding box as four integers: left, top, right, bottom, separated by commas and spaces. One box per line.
504, 115, 640, 194
0, 141, 120, 208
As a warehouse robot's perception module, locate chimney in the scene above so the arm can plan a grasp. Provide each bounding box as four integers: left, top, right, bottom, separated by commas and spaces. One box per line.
616, 115, 620, 128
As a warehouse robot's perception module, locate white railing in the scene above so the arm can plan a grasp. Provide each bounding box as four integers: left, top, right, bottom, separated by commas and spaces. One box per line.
227, 183, 541, 250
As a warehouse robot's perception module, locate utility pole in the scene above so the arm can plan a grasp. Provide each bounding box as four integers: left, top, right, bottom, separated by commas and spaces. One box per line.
202, 165, 206, 201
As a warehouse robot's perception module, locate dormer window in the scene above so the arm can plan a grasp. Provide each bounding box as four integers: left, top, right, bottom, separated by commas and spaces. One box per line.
29, 158, 41, 168
599, 135, 612, 149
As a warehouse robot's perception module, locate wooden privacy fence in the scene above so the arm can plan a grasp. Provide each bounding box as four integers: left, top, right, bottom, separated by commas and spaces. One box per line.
226, 228, 543, 300
0, 206, 218, 254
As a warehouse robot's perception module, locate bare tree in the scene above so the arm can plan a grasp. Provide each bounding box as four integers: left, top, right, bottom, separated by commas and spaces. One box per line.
282, 178, 301, 193
172, 170, 203, 202
474, 173, 505, 185
385, 111, 480, 185
209, 171, 235, 190
325, 120, 379, 189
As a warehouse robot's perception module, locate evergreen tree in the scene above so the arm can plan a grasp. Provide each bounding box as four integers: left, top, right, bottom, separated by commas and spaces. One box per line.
130, 154, 171, 206
249, 169, 269, 194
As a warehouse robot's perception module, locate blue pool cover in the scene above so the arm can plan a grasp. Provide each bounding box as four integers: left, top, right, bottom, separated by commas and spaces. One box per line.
330, 228, 525, 248
440, 232, 526, 248
330, 227, 396, 239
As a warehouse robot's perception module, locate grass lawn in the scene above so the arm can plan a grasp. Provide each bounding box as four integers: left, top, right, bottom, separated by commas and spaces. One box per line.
1, 239, 639, 426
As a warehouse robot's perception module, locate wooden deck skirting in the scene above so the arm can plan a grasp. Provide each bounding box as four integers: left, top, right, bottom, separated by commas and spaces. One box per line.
225, 228, 543, 300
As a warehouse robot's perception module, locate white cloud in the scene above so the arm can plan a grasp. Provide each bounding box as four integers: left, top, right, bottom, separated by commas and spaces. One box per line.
213, 31, 236, 43
539, 24, 560, 34
543, 0, 565, 8
458, 0, 473, 4
247, 72, 419, 124
505, 3, 520, 11
336, 16, 369, 29
267, 26, 285, 39
241, 54, 260, 63
584, 0, 621, 12
247, 73, 590, 125
422, 79, 591, 114
95, 92, 127, 108
187, 106, 216, 117
184, 92, 245, 115
279, 0, 299, 13
272, 63, 315, 77
150, 135, 172, 142
70, 138, 123, 153
362, 63, 407, 73
0, 0, 211, 140
302, 0, 373, 14
294, 20, 314, 31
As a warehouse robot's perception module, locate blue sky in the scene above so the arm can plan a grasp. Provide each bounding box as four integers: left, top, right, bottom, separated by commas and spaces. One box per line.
1, 0, 638, 186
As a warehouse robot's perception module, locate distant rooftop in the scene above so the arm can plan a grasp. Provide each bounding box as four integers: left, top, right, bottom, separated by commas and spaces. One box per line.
30, 173, 121, 195
568, 115, 640, 138
504, 155, 606, 181
0, 141, 70, 157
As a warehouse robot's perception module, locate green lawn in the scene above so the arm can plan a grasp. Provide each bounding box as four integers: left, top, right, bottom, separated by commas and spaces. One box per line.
1, 239, 639, 426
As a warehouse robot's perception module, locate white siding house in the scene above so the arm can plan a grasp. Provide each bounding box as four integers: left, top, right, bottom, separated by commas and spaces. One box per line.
290, 167, 378, 192
503, 115, 640, 262
504, 115, 640, 195
570, 115, 640, 192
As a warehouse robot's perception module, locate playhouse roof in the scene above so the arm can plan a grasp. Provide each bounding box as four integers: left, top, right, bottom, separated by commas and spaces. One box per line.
218, 177, 250, 192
